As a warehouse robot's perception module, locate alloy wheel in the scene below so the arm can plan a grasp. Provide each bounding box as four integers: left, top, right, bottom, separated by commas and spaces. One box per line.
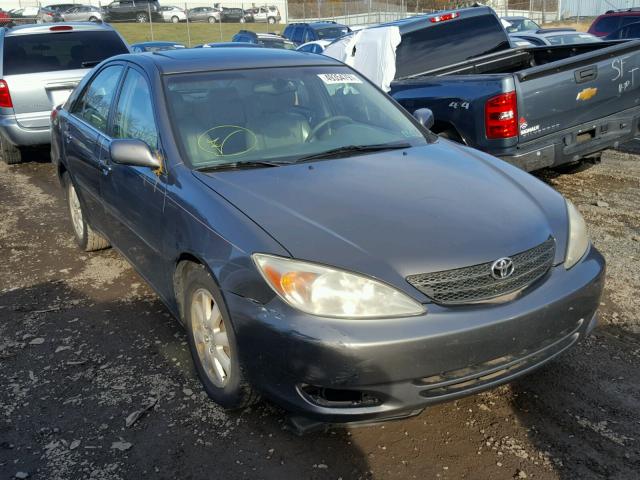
191, 288, 231, 387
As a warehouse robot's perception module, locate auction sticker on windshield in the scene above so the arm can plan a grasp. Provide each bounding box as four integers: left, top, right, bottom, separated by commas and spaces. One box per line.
318, 73, 363, 84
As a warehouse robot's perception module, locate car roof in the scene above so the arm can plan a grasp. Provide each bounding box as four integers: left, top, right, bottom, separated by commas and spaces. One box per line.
121, 47, 342, 74
502, 16, 528, 20
2, 21, 116, 37
599, 9, 640, 17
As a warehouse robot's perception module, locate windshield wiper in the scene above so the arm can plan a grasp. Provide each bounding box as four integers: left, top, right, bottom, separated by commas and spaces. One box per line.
295, 143, 412, 163
195, 160, 290, 172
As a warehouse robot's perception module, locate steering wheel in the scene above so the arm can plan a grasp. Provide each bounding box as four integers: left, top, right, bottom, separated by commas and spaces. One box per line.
305, 116, 353, 142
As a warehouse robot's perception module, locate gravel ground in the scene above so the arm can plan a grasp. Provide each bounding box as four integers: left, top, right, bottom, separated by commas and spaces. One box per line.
0, 149, 639, 480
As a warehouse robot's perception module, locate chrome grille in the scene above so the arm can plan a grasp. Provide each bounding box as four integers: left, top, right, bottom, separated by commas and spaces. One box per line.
407, 238, 555, 305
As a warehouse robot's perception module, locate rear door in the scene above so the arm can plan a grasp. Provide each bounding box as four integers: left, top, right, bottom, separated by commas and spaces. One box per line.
516, 43, 640, 143
1, 28, 129, 129
65, 64, 124, 228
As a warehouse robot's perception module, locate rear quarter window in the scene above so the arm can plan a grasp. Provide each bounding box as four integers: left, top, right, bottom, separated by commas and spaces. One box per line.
593, 16, 620, 34
2, 30, 128, 75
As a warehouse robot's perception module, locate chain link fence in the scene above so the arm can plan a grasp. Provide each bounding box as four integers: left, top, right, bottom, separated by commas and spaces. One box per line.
2, 0, 619, 46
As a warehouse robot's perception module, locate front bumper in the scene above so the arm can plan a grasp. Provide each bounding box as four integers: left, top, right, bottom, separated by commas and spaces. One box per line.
227, 247, 605, 424
498, 104, 640, 171
0, 114, 51, 147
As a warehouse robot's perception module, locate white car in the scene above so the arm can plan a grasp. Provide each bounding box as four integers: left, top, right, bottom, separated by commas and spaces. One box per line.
161, 5, 186, 23
251, 5, 280, 24
296, 39, 331, 54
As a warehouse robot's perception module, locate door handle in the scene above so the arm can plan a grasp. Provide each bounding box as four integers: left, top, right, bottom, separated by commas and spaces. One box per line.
575, 66, 597, 84
99, 160, 112, 176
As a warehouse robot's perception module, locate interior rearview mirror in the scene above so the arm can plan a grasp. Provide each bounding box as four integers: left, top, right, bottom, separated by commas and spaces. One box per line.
110, 139, 161, 169
413, 108, 435, 130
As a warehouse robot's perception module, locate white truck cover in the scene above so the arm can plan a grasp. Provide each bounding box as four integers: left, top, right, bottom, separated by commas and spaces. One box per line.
323, 26, 401, 92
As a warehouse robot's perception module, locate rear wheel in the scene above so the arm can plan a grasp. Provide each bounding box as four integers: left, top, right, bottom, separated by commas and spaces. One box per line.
182, 263, 259, 409
0, 135, 22, 165
171, 15, 179, 23
207, 16, 216, 23
63, 173, 110, 252
267, 16, 276, 24
88, 16, 98, 22
136, 12, 148, 23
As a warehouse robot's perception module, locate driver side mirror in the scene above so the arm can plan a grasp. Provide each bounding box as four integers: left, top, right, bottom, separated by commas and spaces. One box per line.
413, 108, 434, 130
110, 139, 161, 169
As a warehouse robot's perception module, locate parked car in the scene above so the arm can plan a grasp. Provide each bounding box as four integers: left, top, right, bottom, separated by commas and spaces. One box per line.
102, 0, 163, 23
232, 30, 295, 49
220, 7, 249, 23
43, 4, 77, 14
160, 5, 186, 23
605, 21, 640, 40
501, 15, 540, 33
248, 5, 281, 24
60, 5, 103, 22
0, 22, 129, 164
510, 28, 602, 46
7, 8, 40, 25
194, 42, 262, 48
588, 8, 640, 37
283, 21, 351, 46
131, 41, 186, 52
325, 6, 640, 171
50, 47, 604, 429
296, 39, 331, 54
187, 7, 220, 23
36, 7, 63, 23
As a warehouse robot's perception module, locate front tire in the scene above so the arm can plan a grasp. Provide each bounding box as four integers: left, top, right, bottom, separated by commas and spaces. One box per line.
267, 16, 276, 24
208, 16, 217, 23
88, 16, 98, 22
0, 136, 22, 164
182, 263, 259, 409
63, 173, 110, 252
136, 12, 149, 23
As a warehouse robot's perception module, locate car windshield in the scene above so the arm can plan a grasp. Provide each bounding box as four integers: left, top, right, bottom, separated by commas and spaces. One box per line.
165, 66, 429, 169
547, 33, 601, 45
315, 26, 349, 39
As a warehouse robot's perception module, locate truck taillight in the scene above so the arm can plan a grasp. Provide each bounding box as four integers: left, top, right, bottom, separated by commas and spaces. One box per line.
485, 91, 518, 139
0, 80, 12, 108
430, 12, 459, 23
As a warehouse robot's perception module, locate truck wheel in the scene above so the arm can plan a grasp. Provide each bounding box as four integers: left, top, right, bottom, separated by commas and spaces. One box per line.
171, 15, 179, 23
438, 129, 463, 143
208, 16, 216, 23
268, 16, 276, 24
0, 136, 22, 165
136, 12, 149, 23
63, 173, 110, 252
182, 263, 259, 410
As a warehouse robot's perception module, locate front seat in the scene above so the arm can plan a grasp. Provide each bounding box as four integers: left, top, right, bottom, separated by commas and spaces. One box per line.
249, 84, 310, 151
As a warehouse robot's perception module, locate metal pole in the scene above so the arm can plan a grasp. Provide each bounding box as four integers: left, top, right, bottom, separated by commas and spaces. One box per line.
219, 9, 223, 41
185, 2, 191, 47
148, 2, 154, 41
302, 0, 305, 22
368, 0, 371, 24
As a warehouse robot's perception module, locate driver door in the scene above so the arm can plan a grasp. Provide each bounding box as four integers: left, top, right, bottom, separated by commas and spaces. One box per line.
100, 66, 168, 285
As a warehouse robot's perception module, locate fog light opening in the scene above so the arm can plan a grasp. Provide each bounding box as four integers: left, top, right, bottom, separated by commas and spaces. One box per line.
300, 384, 381, 408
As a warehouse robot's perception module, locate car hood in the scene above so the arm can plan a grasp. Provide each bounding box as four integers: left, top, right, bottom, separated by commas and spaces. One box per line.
193, 141, 567, 298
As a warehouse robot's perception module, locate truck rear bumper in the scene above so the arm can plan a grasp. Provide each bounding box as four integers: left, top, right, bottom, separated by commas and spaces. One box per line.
498, 104, 640, 171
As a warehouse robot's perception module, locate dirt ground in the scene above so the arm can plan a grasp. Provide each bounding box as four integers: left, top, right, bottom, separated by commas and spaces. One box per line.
1, 148, 639, 480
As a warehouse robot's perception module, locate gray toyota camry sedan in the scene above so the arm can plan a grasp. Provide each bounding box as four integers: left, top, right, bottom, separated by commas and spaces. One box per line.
51, 48, 605, 428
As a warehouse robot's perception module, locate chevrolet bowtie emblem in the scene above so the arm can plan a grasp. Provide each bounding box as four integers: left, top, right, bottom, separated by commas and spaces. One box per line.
576, 87, 598, 101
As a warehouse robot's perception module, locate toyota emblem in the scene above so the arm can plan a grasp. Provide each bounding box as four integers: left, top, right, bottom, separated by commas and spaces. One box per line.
491, 257, 514, 280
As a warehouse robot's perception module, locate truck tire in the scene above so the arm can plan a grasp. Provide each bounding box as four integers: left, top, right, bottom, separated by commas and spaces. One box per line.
0, 136, 22, 165
182, 263, 260, 410
63, 173, 110, 252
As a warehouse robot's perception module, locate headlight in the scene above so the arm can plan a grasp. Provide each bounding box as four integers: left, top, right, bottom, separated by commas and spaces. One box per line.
565, 199, 590, 269
252, 254, 426, 319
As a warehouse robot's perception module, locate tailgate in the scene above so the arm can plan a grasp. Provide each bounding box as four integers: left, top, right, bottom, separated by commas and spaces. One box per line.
7, 69, 86, 129
516, 42, 640, 142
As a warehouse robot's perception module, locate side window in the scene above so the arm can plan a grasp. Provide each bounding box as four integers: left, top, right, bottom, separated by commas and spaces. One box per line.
72, 65, 123, 132
594, 16, 620, 33
292, 26, 304, 43
303, 29, 314, 43
621, 16, 640, 27
113, 68, 159, 152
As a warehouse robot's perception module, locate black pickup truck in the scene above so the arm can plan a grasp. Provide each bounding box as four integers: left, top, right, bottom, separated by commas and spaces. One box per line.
330, 7, 640, 171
